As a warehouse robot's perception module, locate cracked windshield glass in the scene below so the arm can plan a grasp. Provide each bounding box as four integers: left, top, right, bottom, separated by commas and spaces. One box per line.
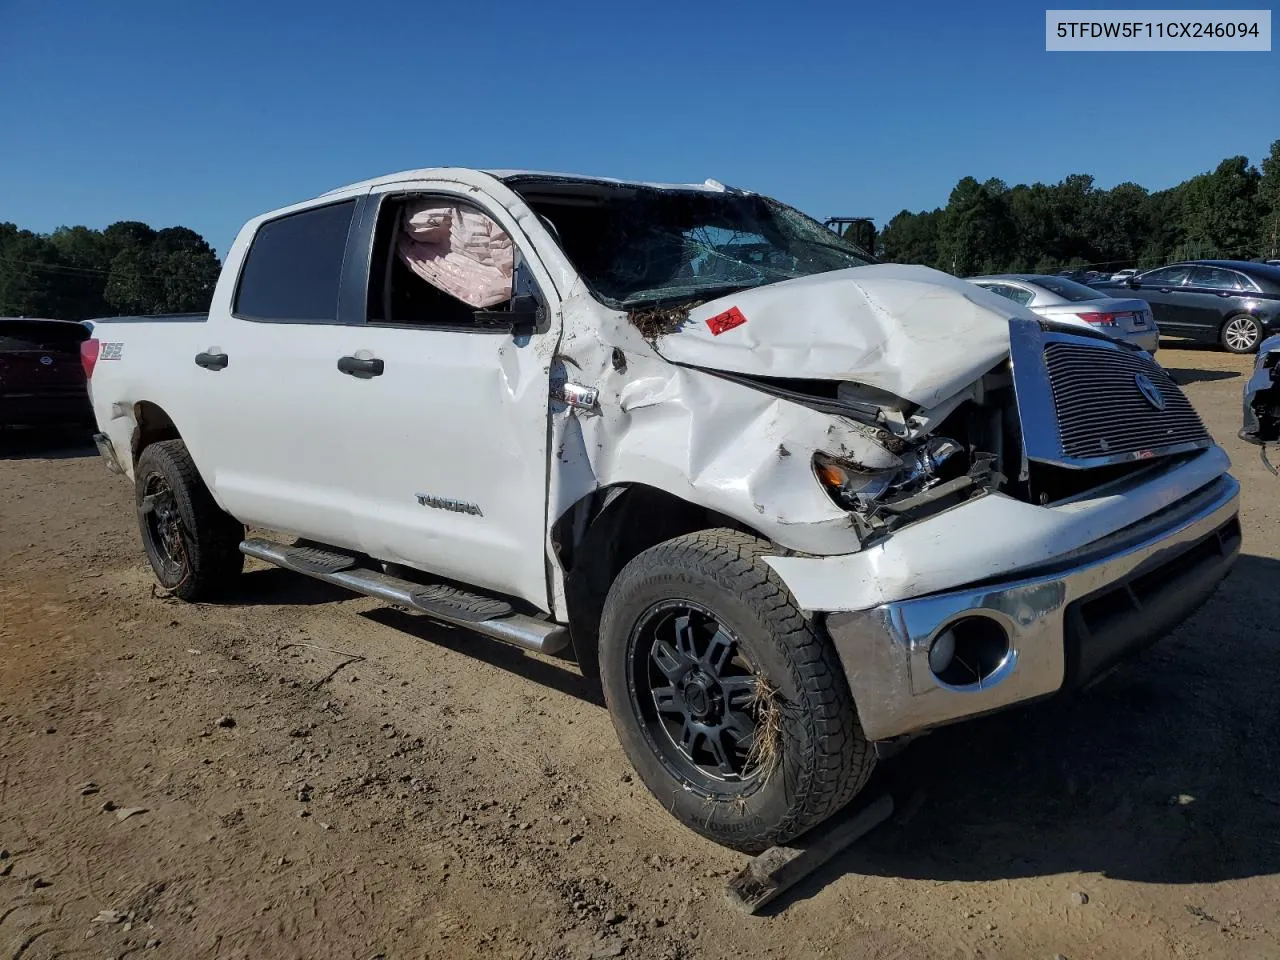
518, 186, 874, 306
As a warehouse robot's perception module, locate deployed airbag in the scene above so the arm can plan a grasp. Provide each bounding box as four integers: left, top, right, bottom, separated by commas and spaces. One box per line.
399, 202, 515, 308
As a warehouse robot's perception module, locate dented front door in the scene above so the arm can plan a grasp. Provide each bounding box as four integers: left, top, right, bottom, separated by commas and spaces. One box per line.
341, 185, 560, 611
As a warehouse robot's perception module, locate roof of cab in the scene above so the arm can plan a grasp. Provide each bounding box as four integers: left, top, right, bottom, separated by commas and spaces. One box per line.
317, 167, 732, 198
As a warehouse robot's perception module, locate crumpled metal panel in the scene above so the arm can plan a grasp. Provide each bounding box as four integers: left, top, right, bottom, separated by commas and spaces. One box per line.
654, 264, 1026, 408
1240, 333, 1280, 447
546, 286, 903, 562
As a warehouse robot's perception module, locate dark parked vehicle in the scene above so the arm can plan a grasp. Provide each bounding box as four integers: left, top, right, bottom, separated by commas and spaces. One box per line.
0, 317, 93, 429
1092, 260, 1280, 353
1241, 334, 1280, 464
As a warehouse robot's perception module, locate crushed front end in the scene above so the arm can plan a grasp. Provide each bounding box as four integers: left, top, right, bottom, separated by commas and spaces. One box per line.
1241, 334, 1280, 475
764, 317, 1241, 743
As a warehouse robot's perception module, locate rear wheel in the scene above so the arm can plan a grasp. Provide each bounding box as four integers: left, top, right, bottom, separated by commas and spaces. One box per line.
599, 529, 873, 852
135, 440, 244, 601
1221, 314, 1262, 354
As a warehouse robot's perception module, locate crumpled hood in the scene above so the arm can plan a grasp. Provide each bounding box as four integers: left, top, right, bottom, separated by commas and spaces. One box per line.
655, 263, 1026, 408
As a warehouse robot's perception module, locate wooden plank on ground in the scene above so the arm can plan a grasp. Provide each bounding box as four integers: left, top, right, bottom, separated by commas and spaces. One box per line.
723, 792, 895, 915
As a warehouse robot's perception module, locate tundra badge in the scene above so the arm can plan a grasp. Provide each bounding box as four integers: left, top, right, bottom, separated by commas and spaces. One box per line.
415, 494, 483, 516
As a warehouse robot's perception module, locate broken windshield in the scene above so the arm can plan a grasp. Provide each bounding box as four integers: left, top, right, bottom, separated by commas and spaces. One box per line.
509, 181, 875, 307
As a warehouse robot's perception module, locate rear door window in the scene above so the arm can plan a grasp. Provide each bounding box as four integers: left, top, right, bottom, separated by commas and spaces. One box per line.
1000, 284, 1036, 306
975, 282, 1033, 306
233, 200, 357, 322
1141, 266, 1192, 286
1189, 266, 1237, 290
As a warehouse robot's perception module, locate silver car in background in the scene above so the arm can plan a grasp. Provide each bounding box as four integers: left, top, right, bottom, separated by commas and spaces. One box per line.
969, 274, 1160, 354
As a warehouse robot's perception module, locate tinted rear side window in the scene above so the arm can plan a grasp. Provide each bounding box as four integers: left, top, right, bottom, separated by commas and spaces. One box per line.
233, 200, 356, 321
1189, 266, 1249, 291
1142, 266, 1192, 286
1032, 277, 1102, 302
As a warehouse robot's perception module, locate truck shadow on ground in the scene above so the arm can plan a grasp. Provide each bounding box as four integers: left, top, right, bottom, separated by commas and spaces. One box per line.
215, 566, 354, 607
361, 606, 603, 706
211, 544, 1280, 895
1166, 367, 1241, 385
216, 565, 604, 702
782, 553, 1280, 906
0, 430, 96, 460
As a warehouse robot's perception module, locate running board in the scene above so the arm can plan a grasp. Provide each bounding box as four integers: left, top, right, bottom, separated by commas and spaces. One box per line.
239, 538, 569, 655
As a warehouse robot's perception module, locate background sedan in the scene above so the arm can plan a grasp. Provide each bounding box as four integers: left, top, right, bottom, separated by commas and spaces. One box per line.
968, 274, 1159, 353
1092, 260, 1280, 353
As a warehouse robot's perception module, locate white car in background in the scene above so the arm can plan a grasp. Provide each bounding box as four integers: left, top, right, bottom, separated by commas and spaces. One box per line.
969, 273, 1159, 354
1110, 268, 1139, 282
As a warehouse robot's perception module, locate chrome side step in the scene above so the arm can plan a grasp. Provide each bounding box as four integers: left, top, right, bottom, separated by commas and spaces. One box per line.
240, 538, 569, 655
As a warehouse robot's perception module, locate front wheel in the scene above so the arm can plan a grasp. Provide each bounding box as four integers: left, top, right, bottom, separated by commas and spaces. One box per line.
135, 439, 244, 602
1221, 314, 1263, 354
598, 529, 874, 852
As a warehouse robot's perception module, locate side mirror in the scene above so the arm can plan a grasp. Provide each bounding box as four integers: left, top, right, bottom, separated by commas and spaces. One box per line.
473, 294, 541, 334
1127, 278, 1141, 289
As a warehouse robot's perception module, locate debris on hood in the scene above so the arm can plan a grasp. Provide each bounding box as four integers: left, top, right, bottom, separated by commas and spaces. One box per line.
627, 301, 701, 342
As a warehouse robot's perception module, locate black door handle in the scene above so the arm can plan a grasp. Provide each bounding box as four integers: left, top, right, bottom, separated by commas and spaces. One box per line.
337, 355, 384, 378
195, 351, 229, 371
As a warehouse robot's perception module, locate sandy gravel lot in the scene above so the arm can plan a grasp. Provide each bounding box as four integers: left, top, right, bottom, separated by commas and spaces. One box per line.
2, 342, 1278, 960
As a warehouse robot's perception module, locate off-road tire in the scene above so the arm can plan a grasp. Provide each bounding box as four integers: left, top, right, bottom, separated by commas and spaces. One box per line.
1221, 313, 1263, 354
599, 528, 873, 853
135, 439, 244, 602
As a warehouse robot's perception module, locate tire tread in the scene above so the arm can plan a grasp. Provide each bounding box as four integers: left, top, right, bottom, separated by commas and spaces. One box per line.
602, 528, 873, 850
136, 439, 244, 602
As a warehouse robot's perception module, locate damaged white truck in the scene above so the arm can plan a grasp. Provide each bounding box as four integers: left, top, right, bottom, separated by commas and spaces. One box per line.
85, 168, 1241, 852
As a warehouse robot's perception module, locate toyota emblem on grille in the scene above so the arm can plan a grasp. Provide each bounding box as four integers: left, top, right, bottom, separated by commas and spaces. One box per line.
39, 355, 53, 366
1134, 373, 1164, 411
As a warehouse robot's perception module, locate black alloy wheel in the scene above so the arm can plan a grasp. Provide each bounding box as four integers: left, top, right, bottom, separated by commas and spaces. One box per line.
141, 471, 186, 584
628, 600, 762, 787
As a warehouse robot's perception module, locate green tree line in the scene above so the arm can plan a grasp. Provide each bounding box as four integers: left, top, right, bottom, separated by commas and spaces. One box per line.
877, 139, 1280, 276
0, 220, 222, 320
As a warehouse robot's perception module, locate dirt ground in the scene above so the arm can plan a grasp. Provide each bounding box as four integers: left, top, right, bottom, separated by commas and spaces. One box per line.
2, 342, 1279, 960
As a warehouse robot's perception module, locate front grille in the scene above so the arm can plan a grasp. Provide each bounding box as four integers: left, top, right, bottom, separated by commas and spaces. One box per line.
1043, 341, 1209, 461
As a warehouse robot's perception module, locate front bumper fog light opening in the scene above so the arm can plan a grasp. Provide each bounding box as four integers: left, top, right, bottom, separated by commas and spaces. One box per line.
928, 617, 1011, 688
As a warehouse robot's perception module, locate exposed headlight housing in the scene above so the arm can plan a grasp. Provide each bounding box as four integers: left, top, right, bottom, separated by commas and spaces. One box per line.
814, 436, 968, 513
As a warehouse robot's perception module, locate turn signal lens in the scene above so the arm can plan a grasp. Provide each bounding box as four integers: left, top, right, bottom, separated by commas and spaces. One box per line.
816, 461, 849, 489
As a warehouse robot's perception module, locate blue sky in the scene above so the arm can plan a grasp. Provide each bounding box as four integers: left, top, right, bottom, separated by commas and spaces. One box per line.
1, 0, 1276, 256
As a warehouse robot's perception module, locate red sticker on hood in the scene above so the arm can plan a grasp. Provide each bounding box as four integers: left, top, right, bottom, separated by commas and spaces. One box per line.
705, 306, 747, 336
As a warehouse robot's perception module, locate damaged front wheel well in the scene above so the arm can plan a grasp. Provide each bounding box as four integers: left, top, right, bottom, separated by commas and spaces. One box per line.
552, 484, 772, 684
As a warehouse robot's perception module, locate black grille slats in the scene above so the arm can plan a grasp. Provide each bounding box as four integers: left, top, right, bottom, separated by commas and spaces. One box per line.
1043, 342, 1208, 460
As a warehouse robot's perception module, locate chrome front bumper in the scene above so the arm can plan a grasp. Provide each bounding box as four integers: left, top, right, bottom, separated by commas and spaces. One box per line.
825, 475, 1240, 742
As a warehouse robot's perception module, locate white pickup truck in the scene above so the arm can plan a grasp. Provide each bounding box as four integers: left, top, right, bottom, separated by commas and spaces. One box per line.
86, 168, 1241, 852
